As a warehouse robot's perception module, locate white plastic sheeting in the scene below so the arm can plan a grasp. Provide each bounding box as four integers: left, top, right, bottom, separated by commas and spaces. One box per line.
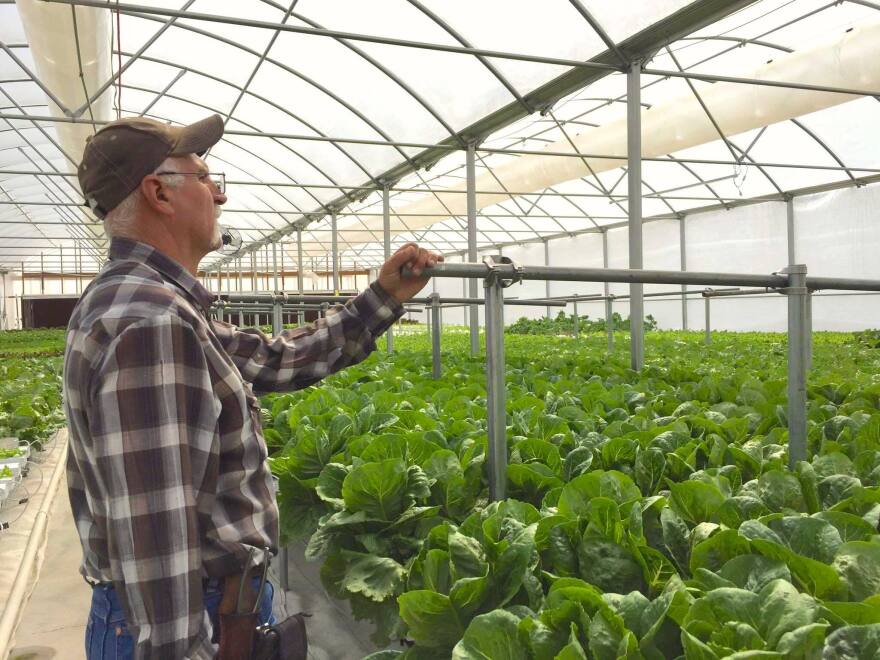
3, 0, 880, 336
374, 18, 880, 236
796, 184, 880, 330
432, 182, 880, 332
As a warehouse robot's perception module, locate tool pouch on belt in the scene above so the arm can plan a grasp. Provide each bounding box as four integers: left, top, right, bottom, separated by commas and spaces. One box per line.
219, 611, 259, 660
217, 553, 309, 660
218, 570, 259, 660
252, 613, 309, 660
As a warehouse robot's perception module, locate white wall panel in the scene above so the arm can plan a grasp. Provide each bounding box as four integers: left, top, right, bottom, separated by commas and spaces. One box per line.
643, 220, 685, 330
684, 202, 788, 331
796, 185, 880, 330
501, 241, 548, 324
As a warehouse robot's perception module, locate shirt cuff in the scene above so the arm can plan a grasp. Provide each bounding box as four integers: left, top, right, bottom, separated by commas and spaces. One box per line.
348, 281, 405, 336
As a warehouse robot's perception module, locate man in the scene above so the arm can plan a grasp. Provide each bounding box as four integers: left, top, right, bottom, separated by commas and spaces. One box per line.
63, 113, 441, 659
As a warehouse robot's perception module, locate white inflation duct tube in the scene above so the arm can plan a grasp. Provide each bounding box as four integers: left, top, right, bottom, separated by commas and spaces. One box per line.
317, 18, 880, 251
15, 0, 113, 174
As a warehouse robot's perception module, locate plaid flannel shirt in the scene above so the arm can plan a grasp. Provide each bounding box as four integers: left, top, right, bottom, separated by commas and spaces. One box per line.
63, 237, 403, 659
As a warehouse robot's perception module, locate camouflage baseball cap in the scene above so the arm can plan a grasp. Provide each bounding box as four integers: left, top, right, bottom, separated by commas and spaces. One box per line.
78, 114, 223, 219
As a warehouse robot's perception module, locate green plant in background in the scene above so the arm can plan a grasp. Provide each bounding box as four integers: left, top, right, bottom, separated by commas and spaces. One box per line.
266, 331, 880, 658
0, 327, 65, 357
506, 311, 658, 336
0, 355, 64, 449
8, 329, 878, 656
853, 329, 880, 349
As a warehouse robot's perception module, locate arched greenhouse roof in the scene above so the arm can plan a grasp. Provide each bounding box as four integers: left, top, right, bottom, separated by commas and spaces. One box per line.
1, 0, 879, 274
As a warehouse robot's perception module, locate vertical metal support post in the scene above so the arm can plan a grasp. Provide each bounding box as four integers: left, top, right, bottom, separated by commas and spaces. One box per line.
331, 212, 339, 294
602, 230, 613, 351
226, 261, 233, 323
278, 546, 289, 592
0, 271, 5, 330
272, 299, 282, 335
572, 298, 579, 338
266, 247, 272, 292
806, 291, 813, 370
320, 302, 329, 320
680, 216, 688, 330
627, 60, 644, 371
296, 228, 305, 325
76, 245, 82, 294
458, 251, 466, 326
544, 239, 551, 319
704, 296, 711, 345
430, 293, 441, 379
250, 251, 257, 292
235, 258, 243, 326
279, 243, 285, 292
786, 265, 808, 468
272, 244, 282, 333
383, 184, 394, 353
59, 247, 64, 295
466, 142, 479, 356
786, 196, 812, 371
39, 252, 44, 294
484, 263, 506, 501
605, 296, 614, 351
19, 262, 24, 329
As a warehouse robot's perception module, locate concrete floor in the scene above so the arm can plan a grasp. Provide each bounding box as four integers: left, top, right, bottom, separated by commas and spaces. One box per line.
9, 478, 89, 660
10, 483, 383, 660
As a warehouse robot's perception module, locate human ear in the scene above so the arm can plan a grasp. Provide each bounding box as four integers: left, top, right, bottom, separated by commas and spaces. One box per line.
140, 176, 174, 216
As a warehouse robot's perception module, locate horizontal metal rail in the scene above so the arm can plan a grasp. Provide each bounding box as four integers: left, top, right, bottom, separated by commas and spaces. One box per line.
224, 292, 566, 307
540, 287, 742, 303
418, 262, 788, 288
1, 135, 875, 176
702, 287, 779, 298
438, 299, 566, 309
415, 262, 880, 293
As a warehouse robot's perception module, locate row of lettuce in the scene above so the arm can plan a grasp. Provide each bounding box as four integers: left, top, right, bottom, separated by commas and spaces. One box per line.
0, 329, 65, 449
506, 312, 657, 335
265, 332, 880, 659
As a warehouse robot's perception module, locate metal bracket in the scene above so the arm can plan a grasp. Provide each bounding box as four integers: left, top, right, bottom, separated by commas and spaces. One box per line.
483, 255, 522, 289
778, 264, 809, 295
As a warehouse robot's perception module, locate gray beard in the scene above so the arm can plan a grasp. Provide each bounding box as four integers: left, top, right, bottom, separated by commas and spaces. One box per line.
210, 206, 223, 250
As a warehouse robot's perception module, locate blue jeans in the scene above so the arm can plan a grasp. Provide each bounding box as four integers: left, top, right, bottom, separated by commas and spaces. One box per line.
85, 577, 275, 660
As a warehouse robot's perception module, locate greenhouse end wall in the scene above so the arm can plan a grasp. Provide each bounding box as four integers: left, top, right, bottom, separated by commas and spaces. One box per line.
431, 181, 880, 332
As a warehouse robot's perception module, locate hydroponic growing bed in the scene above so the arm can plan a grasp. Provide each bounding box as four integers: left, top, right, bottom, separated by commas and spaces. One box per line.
0, 334, 65, 511
266, 330, 880, 659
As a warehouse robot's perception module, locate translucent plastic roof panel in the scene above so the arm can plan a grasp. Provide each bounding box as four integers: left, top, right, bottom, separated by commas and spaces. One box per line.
3, 0, 880, 273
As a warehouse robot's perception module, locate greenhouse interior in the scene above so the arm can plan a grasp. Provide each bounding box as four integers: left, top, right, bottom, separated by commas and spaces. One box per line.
2, 0, 880, 658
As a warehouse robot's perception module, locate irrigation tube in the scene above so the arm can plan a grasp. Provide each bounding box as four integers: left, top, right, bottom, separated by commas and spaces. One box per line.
0, 437, 68, 655
410, 260, 880, 497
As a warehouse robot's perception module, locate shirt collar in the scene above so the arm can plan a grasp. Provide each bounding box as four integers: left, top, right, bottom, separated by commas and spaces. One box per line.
108, 237, 216, 314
